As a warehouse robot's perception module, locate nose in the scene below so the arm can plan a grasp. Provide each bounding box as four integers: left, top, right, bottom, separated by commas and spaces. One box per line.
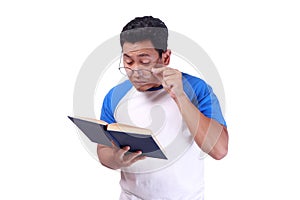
131, 68, 143, 78
130, 64, 143, 74
131, 64, 142, 70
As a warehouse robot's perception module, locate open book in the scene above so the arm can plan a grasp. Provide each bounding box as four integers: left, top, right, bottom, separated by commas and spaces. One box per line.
68, 116, 167, 159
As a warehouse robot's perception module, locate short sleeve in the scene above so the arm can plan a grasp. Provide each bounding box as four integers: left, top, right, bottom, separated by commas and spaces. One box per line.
100, 89, 116, 124
100, 80, 133, 124
182, 73, 227, 127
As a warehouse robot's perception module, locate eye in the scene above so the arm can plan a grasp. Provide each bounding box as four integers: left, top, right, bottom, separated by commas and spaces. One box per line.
141, 60, 151, 65
124, 60, 133, 65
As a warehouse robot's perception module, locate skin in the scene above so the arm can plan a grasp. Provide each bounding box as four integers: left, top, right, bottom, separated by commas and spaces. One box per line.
97, 40, 229, 170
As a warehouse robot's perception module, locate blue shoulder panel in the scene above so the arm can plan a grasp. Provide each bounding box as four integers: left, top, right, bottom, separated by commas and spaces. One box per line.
182, 73, 227, 127
100, 80, 133, 124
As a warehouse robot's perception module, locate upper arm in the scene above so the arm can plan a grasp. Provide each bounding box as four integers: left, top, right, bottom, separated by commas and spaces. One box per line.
100, 89, 116, 123
183, 74, 227, 127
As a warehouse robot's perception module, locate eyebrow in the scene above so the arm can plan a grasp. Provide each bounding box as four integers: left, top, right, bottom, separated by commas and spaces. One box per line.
123, 53, 151, 58
137, 53, 151, 57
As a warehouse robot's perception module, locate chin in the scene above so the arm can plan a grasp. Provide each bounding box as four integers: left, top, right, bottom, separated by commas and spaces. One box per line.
131, 80, 161, 92
134, 85, 151, 92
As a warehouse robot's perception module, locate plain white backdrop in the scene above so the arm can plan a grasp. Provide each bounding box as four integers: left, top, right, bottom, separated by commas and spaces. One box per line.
1, 0, 299, 199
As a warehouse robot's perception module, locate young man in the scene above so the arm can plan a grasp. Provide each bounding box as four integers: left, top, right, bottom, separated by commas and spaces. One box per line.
97, 16, 228, 199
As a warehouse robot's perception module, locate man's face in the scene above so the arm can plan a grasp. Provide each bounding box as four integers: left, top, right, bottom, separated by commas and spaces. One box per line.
122, 40, 166, 91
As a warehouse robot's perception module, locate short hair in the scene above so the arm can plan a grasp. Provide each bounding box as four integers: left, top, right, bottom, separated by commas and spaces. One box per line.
120, 16, 168, 57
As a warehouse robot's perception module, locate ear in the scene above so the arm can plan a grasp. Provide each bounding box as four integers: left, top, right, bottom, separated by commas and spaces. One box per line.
162, 49, 171, 65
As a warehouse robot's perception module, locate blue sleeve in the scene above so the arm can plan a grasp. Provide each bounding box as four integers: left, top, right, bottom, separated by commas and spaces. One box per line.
183, 73, 227, 127
100, 88, 117, 124
100, 80, 133, 124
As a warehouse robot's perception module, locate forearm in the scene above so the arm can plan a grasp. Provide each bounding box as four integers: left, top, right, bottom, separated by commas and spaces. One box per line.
151, 67, 228, 159
176, 94, 228, 160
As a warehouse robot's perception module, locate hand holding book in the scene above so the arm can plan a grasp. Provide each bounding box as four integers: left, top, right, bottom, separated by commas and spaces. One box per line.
97, 143, 146, 169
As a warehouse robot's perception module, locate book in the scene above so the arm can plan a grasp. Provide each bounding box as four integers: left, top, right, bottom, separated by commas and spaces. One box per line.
68, 116, 167, 159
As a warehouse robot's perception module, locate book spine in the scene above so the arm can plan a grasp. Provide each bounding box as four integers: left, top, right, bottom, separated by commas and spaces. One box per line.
104, 129, 121, 147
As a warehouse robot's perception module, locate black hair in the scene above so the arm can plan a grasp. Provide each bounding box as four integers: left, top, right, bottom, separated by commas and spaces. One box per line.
120, 16, 168, 57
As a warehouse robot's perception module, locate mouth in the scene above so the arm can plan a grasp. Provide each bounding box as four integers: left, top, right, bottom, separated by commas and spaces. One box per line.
132, 80, 148, 84
131, 77, 161, 90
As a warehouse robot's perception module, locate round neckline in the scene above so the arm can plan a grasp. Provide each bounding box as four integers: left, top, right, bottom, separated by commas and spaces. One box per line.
146, 85, 163, 91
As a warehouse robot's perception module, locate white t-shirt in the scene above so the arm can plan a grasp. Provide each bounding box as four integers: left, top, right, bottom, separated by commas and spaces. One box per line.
100, 73, 226, 200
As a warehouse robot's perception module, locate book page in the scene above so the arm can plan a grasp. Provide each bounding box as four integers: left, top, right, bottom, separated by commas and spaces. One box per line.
107, 123, 152, 135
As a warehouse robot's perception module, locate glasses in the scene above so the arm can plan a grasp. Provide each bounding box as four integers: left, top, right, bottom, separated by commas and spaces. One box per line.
118, 55, 160, 78
118, 67, 153, 78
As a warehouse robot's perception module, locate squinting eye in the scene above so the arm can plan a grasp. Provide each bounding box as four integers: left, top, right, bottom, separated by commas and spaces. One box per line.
141, 60, 150, 65
125, 61, 133, 65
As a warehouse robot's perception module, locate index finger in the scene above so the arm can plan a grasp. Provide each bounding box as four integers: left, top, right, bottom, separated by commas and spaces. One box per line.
151, 67, 167, 75
116, 146, 131, 158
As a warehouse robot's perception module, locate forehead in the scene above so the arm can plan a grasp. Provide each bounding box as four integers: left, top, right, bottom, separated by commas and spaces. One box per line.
122, 40, 158, 57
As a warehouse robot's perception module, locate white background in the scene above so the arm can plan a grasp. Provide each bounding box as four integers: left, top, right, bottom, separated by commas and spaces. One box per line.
1, 0, 299, 199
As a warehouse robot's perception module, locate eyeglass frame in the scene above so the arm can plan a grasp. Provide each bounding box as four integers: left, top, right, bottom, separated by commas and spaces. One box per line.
118, 52, 161, 78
